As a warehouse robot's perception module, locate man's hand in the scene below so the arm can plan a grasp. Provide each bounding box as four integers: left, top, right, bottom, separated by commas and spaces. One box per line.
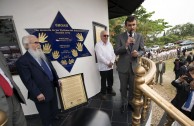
37, 93, 45, 101
108, 62, 113, 68
125, 37, 135, 47
58, 80, 62, 87
131, 50, 139, 57
58, 80, 62, 90
178, 75, 188, 82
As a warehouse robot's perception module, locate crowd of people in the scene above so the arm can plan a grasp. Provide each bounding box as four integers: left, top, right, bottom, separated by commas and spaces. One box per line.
0, 16, 142, 126
147, 45, 194, 124
1, 14, 194, 126
144, 48, 178, 62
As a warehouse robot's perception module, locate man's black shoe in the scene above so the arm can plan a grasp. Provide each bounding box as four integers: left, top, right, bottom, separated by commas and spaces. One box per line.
107, 90, 116, 96
100, 94, 107, 100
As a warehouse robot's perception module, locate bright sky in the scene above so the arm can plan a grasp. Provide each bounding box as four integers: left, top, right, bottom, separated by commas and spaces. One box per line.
142, 0, 194, 27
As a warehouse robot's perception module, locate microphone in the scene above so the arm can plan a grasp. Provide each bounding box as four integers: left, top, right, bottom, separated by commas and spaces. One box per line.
129, 30, 132, 37
128, 30, 134, 51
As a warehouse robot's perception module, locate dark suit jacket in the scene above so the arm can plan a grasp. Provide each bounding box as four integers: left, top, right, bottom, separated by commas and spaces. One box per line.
16, 51, 59, 102
114, 32, 144, 73
171, 80, 194, 119
0, 51, 26, 116
186, 55, 192, 63
173, 61, 181, 72
179, 65, 188, 76
155, 62, 165, 74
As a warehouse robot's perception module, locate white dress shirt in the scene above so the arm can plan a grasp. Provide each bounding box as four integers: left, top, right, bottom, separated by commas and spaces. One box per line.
0, 67, 13, 88
95, 41, 116, 71
159, 63, 162, 72
182, 91, 194, 112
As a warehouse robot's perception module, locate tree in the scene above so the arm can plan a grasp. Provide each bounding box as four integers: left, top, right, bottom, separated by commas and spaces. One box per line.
166, 23, 194, 40
109, 6, 171, 46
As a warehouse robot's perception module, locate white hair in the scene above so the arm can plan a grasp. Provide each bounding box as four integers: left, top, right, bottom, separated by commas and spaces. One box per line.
22, 35, 36, 50
100, 30, 108, 37
28, 48, 47, 62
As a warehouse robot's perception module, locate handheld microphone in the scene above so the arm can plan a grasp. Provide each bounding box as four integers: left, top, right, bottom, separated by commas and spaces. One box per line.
129, 30, 132, 37
128, 30, 133, 51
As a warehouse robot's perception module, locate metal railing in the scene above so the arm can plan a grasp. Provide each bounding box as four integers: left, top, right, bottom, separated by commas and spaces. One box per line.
132, 57, 194, 126
0, 109, 7, 126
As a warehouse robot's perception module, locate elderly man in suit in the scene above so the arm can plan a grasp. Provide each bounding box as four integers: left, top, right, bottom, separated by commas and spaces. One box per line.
155, 59, 166, 85
0, 51, 27, 126
16, 35, 60, 126
114, 16, 144, 113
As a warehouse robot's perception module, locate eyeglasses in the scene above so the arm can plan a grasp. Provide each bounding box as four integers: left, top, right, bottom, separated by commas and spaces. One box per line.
34, 42, 40, 44
103, 35, 109, 38
30, 42, 40, 44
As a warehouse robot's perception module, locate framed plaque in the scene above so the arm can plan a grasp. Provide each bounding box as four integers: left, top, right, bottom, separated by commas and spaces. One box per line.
59, 73, 88, 110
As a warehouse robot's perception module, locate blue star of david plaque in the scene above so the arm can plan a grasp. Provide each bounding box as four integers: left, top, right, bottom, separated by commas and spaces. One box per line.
26, 11, 91, 72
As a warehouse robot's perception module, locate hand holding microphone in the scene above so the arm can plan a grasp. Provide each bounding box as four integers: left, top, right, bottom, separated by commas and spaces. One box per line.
129, 30, 135, 42
126, 30, 135, 47
131, 50, 139, 57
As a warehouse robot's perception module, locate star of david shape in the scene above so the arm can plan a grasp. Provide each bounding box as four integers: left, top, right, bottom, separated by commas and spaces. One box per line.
26, 11, 91, 72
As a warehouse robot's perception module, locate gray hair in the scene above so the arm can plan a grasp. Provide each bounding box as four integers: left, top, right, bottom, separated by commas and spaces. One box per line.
100, 30, 108, 37
22, 35, 36, 50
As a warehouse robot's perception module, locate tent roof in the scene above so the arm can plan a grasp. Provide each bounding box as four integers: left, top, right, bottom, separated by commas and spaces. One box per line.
108, 0, 145, 19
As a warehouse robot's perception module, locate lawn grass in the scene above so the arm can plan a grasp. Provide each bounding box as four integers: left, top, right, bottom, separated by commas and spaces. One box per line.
165, 58, 175, 72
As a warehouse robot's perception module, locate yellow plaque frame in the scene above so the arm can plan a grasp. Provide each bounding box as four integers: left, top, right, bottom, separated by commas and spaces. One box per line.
59, 73, 88, 110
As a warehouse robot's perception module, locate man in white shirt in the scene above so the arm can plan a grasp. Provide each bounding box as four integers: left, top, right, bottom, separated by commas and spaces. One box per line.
95, 30, 116, 100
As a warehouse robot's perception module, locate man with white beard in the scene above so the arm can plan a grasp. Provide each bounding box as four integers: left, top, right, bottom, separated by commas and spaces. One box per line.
16, 35, 61, 126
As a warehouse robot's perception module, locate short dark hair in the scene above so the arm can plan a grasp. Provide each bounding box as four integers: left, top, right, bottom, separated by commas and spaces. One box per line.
175, 58, 179, 61
125, 16, 136, 26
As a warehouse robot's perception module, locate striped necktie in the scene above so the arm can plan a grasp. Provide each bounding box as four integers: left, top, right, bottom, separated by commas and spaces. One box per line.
40, 58, 53, 81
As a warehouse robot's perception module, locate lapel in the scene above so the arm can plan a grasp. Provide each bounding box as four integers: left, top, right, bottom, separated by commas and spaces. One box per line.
132, 32, 138, 51
0, 52, 12, 79
156, 63, 159, 69
123, 32, 134, 51
123, 32, 128, 44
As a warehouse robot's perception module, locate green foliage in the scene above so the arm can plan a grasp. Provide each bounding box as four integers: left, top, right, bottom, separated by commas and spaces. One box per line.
167, 23, 194, 40
109, 6, 194, 48
109, 6, 170, 46
158, 35, 179, 44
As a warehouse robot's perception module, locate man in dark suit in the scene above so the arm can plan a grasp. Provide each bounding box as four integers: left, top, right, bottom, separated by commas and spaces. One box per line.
114, 16, 144, 113
155, 59, 166, 85
0, 51, 27, 126
16, 35, 60, 126
174, 58, 181, 79
179, 61, 189, 76
186, 52, 193, 64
